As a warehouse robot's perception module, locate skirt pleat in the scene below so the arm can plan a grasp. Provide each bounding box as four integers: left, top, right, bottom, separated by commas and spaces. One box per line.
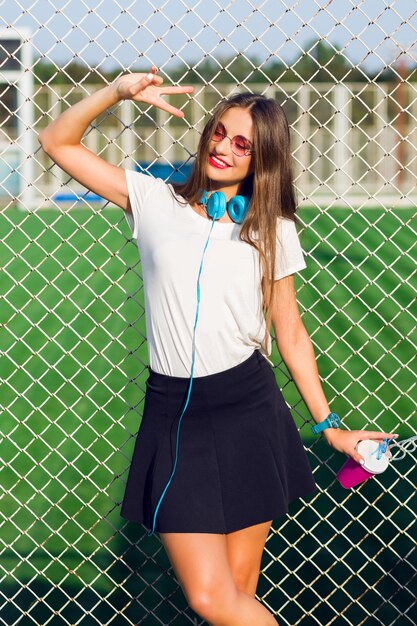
120, 349, 318, 533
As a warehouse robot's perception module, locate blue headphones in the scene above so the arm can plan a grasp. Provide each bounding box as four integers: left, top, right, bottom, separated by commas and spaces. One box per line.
200, 191, 250, 224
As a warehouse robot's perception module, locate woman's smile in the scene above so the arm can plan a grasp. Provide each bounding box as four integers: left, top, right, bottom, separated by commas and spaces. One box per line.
208, 154, 231, 169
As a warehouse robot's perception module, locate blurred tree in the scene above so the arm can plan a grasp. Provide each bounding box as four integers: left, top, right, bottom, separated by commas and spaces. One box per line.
287, 39, 366, 82
33, 59, 110, 85
31, 40, 415, 86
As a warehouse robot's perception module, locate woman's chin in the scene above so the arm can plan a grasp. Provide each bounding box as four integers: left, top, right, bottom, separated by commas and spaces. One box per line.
206, 175, 240, 192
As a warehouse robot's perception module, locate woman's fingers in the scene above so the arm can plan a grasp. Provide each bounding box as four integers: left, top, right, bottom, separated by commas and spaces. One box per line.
153, 98, 187, 118
156, 86, 194, 117
128, 73, 163, 96
159, 85, 195, 95
353, 431, 398, 464
116, 68, 193, 116
358, 431, 398, 441
351, 450, 367, 466
142, 86, 194, 117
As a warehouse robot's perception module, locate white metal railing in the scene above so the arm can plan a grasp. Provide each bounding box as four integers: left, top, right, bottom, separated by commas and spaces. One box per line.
9, 81, 415, 208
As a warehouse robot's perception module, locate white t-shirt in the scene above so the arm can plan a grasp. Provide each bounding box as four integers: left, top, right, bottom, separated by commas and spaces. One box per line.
124, 169, 307, 377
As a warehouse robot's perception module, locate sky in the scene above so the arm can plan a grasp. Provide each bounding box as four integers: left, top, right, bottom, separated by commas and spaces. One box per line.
0, 0, 416, 76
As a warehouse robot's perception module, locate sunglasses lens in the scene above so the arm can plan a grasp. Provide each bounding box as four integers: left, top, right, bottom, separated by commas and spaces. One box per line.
232, 138, 249, 156
212, 125, 226, 141
211, 124, 252, 156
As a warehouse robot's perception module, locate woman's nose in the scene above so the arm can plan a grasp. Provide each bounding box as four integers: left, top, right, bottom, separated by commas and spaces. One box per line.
214, 137, 232, 155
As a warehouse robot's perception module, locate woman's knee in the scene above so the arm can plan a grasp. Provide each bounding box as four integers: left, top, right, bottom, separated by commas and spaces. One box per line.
159, 532, 239, 621
187, 581, 238, 622
226, 520, 272, 597
231, 567, 259, 597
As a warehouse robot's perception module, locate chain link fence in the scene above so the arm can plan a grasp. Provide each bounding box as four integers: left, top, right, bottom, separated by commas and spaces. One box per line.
1, 1, 416, 625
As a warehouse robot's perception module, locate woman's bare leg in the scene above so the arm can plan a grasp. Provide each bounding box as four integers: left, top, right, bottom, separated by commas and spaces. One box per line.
225, 520, 272, 596
159, 530, 278, 626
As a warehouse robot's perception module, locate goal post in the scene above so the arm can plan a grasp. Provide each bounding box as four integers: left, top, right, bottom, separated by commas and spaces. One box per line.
0, 27, 35, 210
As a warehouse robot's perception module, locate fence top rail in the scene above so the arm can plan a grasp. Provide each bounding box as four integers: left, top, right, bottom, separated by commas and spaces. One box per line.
33, 81, 411, 92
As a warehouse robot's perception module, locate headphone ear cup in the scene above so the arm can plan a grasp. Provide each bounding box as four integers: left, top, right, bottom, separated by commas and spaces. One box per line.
206, 192, 227, 220
227, 195, 250, 224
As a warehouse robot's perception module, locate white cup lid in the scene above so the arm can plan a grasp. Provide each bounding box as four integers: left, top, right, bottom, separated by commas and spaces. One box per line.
357, 440, 390, 474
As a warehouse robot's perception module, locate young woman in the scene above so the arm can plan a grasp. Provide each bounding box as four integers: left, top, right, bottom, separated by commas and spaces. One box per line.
38, 67, 397, 626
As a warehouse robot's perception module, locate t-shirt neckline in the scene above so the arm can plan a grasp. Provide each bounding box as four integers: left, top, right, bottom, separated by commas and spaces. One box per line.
168, 184, 241, 234
186, 199, 241, 231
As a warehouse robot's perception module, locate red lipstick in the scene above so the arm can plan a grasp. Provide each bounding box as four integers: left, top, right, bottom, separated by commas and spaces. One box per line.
208, 154, 230, 169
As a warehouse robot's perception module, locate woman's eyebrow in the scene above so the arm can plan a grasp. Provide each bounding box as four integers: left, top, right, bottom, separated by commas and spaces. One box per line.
216, 121, 253, 144
236, 132, 254, 145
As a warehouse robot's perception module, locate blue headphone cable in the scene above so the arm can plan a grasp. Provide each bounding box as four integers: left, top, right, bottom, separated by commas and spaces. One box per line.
147, 215, 216, 536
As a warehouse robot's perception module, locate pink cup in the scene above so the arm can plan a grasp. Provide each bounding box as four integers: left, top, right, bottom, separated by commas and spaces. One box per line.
336, 457, 375, 488
337, 440, 391, 488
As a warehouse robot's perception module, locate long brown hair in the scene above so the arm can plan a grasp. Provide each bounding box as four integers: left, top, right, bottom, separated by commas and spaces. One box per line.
172, 93, 299, 353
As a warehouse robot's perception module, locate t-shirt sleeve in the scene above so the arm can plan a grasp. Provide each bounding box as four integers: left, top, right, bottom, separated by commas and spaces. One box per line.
274, 217, 307, 280
124, 169, 162, 239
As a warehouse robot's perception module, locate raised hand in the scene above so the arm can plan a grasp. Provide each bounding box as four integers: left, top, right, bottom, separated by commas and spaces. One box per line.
114, 66, 194, 118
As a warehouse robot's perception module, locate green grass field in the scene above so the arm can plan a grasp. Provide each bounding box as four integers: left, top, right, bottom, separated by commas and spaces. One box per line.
1, 206, 416, 624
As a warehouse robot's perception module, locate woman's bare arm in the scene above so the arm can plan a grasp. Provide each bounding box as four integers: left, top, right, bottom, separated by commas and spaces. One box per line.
38, 83, 129, 210
37, 69, 193, 211
270, 275, 331, 423
271, 274, 397, 463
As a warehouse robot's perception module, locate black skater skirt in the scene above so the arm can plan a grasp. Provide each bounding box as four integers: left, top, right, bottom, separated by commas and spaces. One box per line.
120, 349, 318, 534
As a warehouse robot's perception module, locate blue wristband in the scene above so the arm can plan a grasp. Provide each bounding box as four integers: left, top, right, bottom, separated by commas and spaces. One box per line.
311, 412, 341, 435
